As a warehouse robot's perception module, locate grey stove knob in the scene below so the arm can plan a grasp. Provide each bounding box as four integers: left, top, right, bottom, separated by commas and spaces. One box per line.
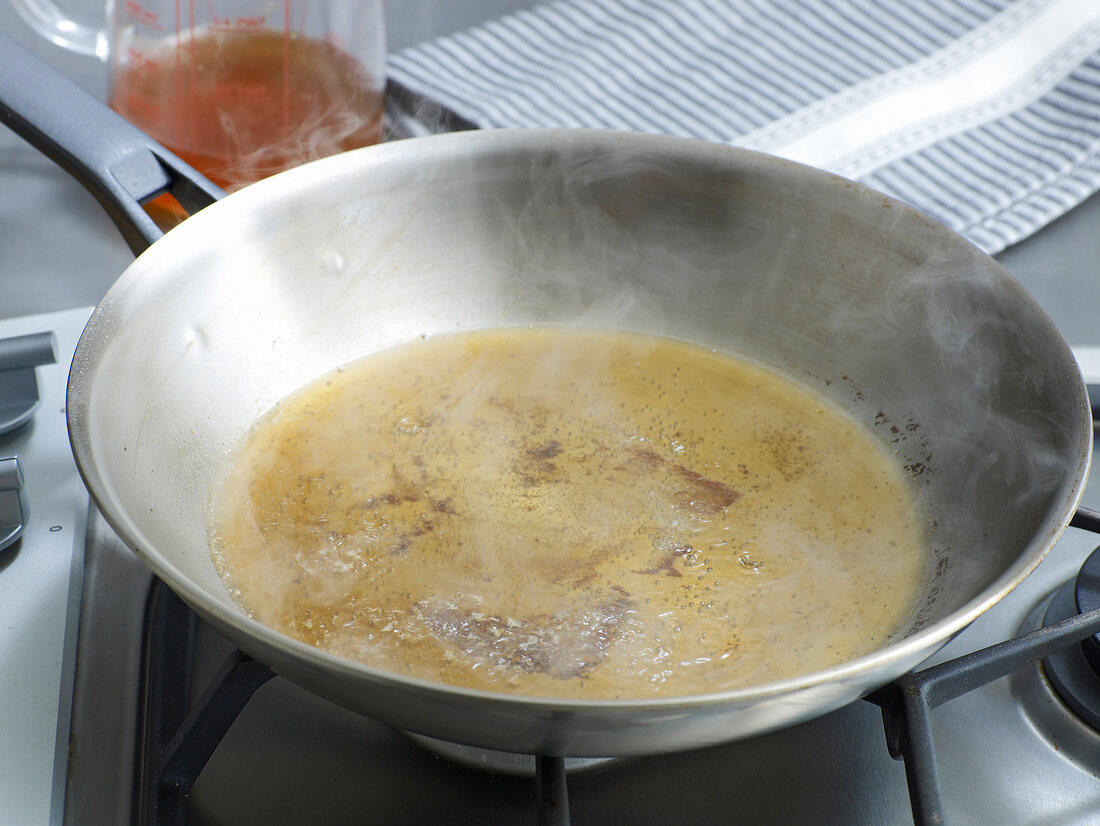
0, 331, 57, 436
0, 457, 28, 553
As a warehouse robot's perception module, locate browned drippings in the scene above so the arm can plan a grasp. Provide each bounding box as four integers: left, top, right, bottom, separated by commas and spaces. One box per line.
209, 328, 929, 698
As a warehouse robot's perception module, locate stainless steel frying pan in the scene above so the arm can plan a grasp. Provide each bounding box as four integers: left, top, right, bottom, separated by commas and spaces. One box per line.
1, 33, 1090, 757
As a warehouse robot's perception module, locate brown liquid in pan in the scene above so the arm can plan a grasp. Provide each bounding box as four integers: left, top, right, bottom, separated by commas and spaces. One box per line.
210, 329, 928, 698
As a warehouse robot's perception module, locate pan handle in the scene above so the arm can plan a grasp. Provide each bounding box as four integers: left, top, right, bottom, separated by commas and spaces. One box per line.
0, 32, 223, 256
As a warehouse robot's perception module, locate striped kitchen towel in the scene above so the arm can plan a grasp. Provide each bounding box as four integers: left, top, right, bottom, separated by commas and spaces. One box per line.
388, 0, 1100, 254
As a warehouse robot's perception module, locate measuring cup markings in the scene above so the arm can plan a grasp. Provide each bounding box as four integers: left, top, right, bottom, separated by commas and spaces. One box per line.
209, 16, 269, 31
124, 0, 163, 32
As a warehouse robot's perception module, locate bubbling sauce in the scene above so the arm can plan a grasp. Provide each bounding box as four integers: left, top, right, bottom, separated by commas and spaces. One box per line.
209, 329, 929, 699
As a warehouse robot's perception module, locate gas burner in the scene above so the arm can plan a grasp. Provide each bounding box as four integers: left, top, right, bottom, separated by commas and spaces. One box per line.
1041, 545, 1100, 730
401, 733, 618, 776
1006, 569, 1100, 787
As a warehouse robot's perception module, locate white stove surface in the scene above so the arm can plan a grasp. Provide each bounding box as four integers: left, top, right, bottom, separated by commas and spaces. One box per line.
0, 308, 91, 825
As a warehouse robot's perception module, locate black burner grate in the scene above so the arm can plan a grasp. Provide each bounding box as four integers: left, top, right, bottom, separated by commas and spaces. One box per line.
135, 582, 275, 826
865, 504, 1100, 824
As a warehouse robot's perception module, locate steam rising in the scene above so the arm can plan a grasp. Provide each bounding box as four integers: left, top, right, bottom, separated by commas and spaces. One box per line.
475, 143, 1085, 634
191, 131, 1085, 698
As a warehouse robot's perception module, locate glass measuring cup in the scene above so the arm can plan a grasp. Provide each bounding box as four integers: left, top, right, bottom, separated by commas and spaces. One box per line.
11, 1, 386, 202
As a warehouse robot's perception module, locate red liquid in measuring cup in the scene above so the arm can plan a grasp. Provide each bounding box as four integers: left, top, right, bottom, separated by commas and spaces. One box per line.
109, 31, 384, 223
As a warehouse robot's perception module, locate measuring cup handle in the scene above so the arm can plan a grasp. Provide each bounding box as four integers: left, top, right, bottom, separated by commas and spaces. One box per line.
9, 0, 107, 59
0, 31, 223, 256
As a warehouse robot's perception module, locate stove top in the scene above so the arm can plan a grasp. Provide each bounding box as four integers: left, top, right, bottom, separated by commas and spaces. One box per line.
4, 307, 1100, 825
0, 308, 90, 825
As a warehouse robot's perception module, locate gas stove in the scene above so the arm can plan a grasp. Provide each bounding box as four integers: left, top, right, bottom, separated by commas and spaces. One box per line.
3, 307, 1100, 825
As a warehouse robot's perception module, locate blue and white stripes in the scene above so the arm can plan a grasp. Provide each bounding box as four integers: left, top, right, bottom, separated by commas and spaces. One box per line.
861, 52, 1100, 251
389, 0, 1100, 253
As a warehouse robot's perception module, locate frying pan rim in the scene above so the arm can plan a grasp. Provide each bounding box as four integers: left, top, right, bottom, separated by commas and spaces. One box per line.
66, 127, 1094, 713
